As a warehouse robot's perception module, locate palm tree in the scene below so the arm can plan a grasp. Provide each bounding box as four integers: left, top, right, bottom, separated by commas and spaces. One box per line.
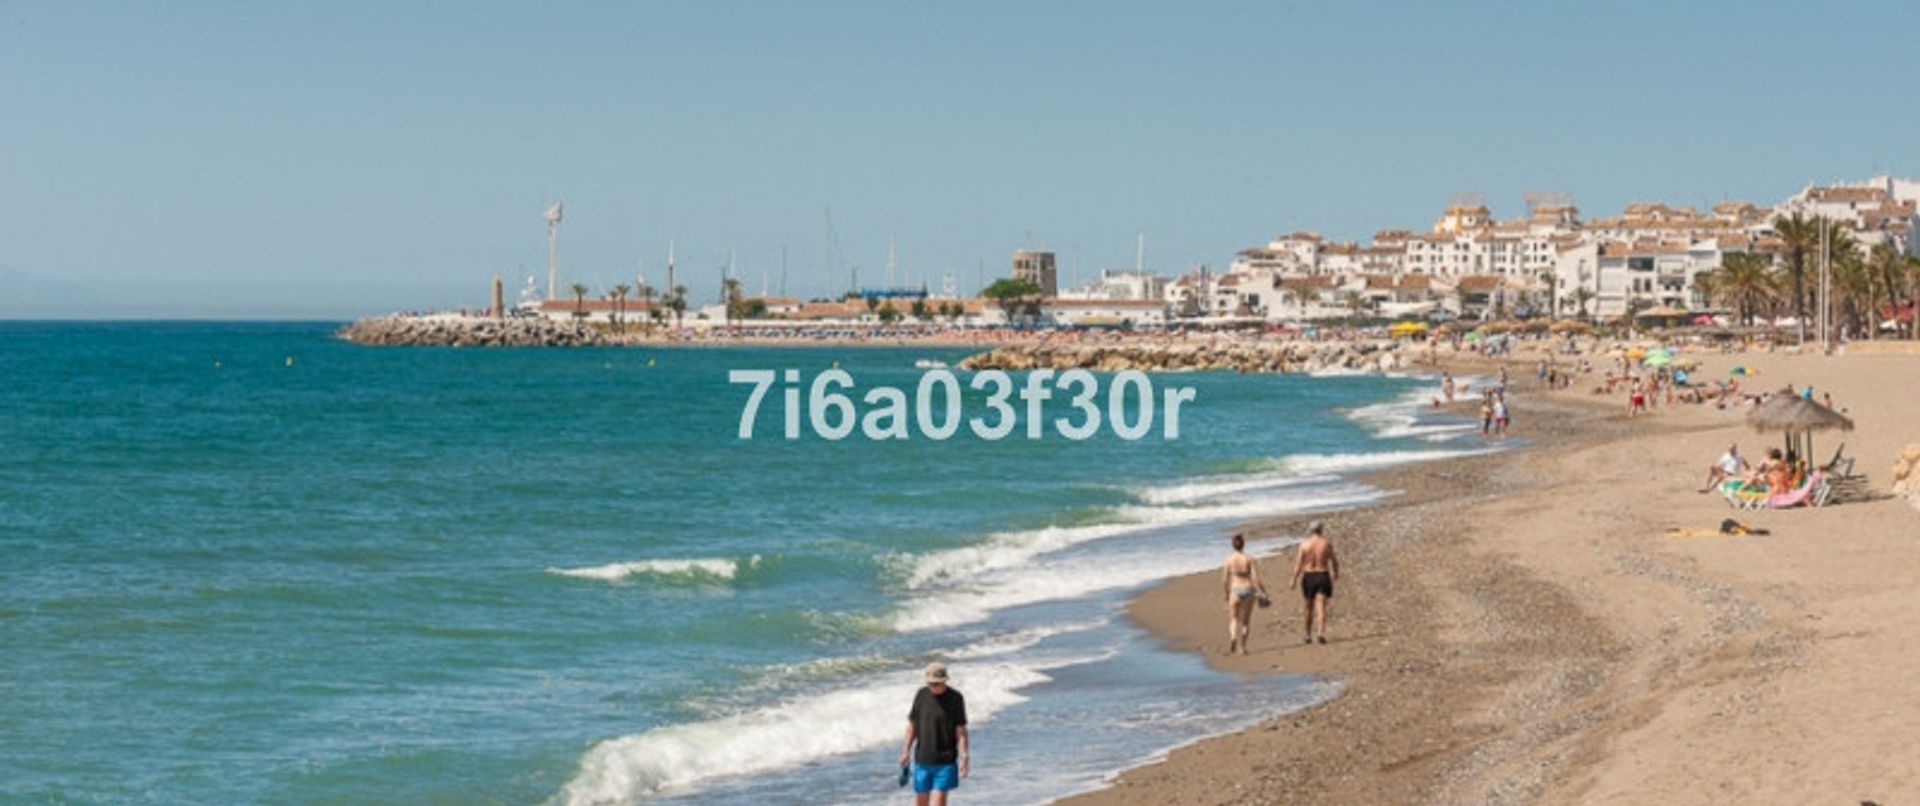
1907, 254, 1920, 341
1820, 222, 1859, 342
637, 283, 656, 334
610, 284, 631, 333
721, 278, 744, 327
1867, 243, 1904, 339
1832, 248, 1875, 340
1536, 270, 1558, 321
669, 284, 688, 328
1710, 253, 1778, 327
1572, 287, 1596, 322
1343, 290, 1366, 318
570, 283, 590, 318
1772, 213, 1822, 344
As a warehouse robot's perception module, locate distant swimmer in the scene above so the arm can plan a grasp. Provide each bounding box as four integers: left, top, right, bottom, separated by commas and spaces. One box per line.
1220, 533, 1269, 655
1290, 522, 1340, 644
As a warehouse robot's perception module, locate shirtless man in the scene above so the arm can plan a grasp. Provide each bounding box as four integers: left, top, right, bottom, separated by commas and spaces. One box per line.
1220, 533, 1267, 655
1291, 522, 1340, 644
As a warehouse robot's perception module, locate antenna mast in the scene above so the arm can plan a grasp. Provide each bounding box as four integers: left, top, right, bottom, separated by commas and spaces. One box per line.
544, 201, 564, 300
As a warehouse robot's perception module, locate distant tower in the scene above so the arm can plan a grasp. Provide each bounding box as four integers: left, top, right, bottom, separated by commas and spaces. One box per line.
667, 239, 677, 298
544, 201, 565, 300
491, 275, 505, 318
1012, 250, 1058, 298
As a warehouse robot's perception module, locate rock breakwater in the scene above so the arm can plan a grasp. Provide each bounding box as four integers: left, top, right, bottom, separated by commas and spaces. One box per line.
957, 340, 1410, 374
336, 316, 609, 347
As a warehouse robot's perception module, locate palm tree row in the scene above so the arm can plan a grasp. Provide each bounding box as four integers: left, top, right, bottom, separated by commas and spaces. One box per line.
1700, 215, 1920, 340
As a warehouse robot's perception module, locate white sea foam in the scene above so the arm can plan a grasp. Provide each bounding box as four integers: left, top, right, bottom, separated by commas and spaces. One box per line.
903, 522, 1145, 589
892, 484, 1384, 633
1133, 472, 1339, 505
1345, 386, 1482, 442
1275, 447, 1495, 476
556, 658, 1082, 804
547, 556, 760, 583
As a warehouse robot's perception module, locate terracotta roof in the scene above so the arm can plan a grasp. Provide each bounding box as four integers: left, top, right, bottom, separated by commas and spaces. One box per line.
1809, 186, 1887, 203
1456, 275, 1502, 292
1363, 274, 1432, 290
1278, 275, 1339, 289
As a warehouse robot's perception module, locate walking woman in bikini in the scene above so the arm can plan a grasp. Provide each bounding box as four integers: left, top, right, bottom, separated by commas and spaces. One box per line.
1221, 533, 1268, 655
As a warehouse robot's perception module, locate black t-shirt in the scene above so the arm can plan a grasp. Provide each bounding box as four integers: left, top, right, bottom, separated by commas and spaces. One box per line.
907, 686, 968, 765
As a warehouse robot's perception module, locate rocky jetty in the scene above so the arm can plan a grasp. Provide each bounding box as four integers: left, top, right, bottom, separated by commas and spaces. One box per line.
336, 316, 609, 347
957, 339, 1408, 374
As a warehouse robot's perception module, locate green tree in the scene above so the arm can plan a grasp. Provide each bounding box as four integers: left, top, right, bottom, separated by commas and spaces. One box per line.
1572, 287, 1595, 321
981, 278, 1042, 322
570, 283, 590, 318
910, 298, 929, 321
1710, 252, 1779, 327
722, 278, 745, 327
637, 284, 656, 334
610, 284, 631, 332
669, 284, 689, 328
1772, 213, 1829, 344
878, 302, 903, 324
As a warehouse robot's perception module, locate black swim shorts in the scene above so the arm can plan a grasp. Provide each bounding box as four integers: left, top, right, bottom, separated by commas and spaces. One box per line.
1300, 571, 1333, 600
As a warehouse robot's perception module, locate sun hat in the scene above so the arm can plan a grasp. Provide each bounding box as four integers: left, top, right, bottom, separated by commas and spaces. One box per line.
924, 662, 949, 683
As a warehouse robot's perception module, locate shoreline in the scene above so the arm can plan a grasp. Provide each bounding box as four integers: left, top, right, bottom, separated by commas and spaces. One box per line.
1062, 351, 1920, 804
1057, 370, 1619, 805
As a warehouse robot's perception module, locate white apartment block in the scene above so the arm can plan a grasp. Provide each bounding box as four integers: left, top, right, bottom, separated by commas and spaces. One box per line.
1057, 269, 1167, 302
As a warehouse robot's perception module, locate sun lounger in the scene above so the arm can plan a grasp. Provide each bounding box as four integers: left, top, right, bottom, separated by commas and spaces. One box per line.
1766, 470, 1826, 509
1720, 479, 1769, 510
1822, 443, 1857, 480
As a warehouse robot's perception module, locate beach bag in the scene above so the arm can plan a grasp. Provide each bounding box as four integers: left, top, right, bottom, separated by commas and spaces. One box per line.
1255, 591, 1272, 608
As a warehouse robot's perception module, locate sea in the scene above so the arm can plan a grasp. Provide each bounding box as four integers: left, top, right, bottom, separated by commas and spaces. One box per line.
0, 322, 1487, 804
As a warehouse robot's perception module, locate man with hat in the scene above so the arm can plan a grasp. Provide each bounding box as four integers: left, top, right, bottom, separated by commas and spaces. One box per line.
898, 661, 968, 804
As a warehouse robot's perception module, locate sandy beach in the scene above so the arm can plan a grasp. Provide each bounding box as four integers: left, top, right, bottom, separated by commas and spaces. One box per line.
1063, 347, 1920, 805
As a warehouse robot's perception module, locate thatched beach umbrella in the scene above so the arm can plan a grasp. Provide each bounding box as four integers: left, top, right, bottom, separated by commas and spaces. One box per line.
1746, 388, 1855, 470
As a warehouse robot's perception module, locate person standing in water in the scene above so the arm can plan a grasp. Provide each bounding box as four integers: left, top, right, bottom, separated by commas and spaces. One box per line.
899, 662, 968, 805
1220, 533, 1268, 655
1291, 522, 1340, 644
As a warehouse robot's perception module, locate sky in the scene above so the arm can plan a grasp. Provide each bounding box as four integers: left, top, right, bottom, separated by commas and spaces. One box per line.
3, 1, 1919, 318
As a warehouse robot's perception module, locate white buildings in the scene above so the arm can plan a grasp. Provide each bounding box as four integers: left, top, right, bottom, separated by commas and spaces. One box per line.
1040, 299, 1167, 328
1057, 269, 1167, 302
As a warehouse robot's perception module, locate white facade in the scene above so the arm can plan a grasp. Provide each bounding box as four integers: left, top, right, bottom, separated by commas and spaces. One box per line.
1057, 269, 1168, 302
1041, 299, 1167, 327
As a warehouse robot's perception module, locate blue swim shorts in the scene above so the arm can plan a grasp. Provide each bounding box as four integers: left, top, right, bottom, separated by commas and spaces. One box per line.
912, 763, 959, 793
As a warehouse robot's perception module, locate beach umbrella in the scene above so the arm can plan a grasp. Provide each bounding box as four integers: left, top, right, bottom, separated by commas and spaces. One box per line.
1746, 389, 1854, 471
1463, 330, 1483, 342
1642, 352, 1674, 368
1730, 366, 1758, 377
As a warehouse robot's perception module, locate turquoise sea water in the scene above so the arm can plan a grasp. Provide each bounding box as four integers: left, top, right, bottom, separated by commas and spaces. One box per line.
0, 322, 1482, 804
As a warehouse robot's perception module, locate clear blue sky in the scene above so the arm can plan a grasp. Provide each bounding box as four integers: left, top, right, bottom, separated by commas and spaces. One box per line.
3, 1, 1917, 318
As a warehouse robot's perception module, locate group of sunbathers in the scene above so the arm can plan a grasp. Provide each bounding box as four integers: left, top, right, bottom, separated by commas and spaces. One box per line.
1702, 443, 1799, 495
